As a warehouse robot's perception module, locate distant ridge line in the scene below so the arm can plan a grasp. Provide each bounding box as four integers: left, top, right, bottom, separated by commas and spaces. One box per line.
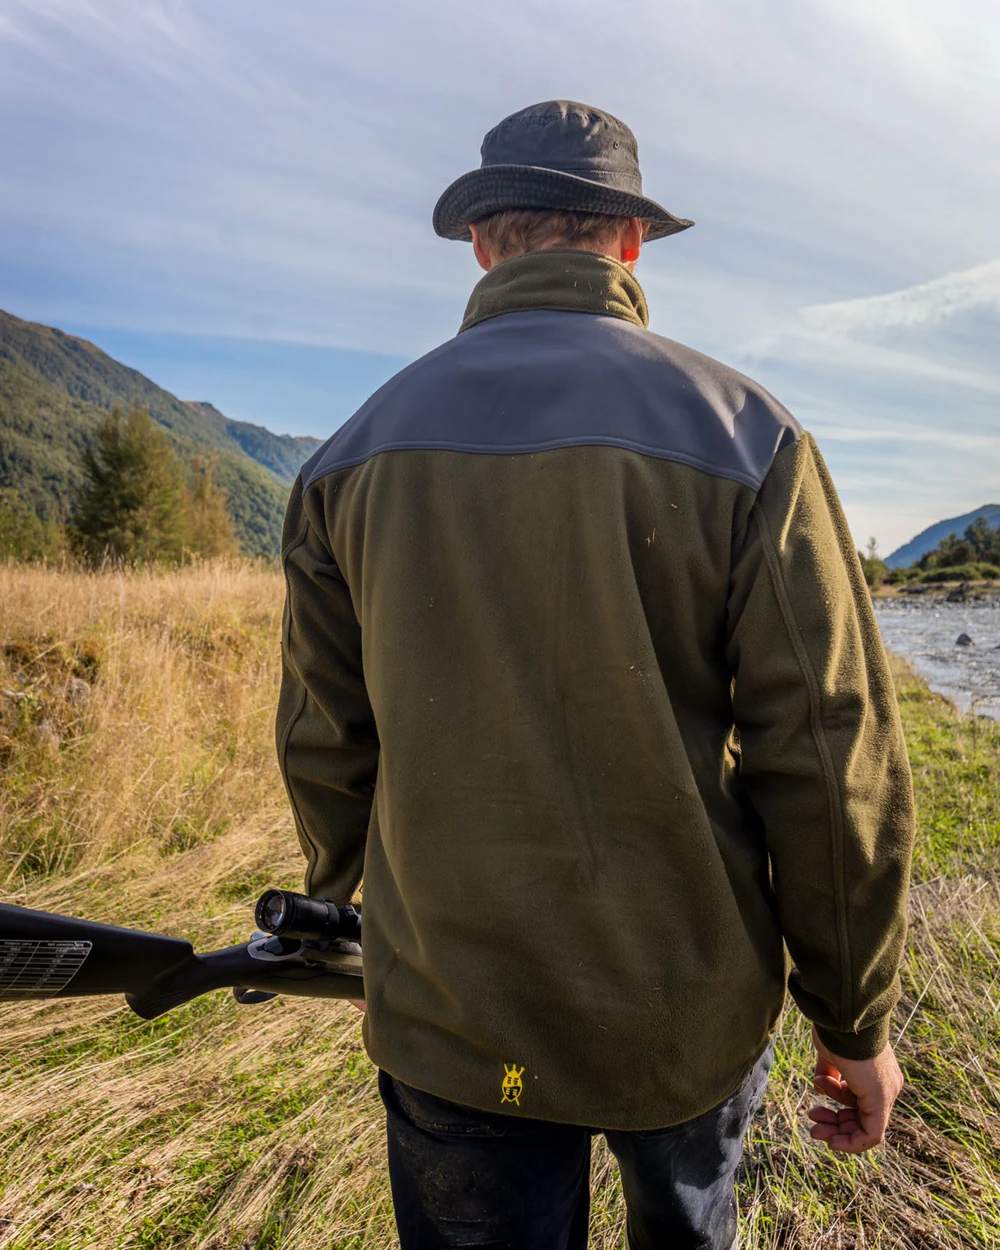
886, 503, 1000, 568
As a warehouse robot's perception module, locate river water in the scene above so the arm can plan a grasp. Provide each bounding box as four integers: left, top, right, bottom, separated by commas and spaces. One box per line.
873, 597, 1000, 720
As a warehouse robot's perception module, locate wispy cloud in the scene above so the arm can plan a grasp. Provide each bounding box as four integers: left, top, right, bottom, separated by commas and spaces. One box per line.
739, 259, 1000, 408
795, 259, 1000, 335
809, 421, 997, 451
0, 11, 36, 46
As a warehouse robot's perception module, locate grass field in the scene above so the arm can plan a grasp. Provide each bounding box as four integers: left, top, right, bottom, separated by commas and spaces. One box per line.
1, 562, 997, 1249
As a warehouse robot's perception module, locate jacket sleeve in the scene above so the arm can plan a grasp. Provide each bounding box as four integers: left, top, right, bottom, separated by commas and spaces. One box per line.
725, 431, 916, 1059
275, 476, 379, 903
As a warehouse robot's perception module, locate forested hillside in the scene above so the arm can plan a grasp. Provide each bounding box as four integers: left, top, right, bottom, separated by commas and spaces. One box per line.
0, 310, 323, 555
887, 504, 1000, 569
186, 402, 322, 482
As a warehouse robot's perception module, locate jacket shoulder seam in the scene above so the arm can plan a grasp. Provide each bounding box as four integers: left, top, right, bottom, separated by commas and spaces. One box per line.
304, 439, 769, 492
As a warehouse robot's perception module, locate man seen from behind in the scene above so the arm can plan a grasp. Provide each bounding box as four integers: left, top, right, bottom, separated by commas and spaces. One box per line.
275, 99, 916, 1249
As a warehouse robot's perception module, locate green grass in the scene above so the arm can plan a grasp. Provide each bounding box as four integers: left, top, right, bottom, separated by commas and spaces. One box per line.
894, 655, 1000, 880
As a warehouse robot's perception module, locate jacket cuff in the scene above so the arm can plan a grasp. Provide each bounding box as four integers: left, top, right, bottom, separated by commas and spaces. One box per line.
815, 1015, 892, 1060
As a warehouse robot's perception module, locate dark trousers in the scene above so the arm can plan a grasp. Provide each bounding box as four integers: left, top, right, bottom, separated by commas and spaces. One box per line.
378, 1038, 774, 1249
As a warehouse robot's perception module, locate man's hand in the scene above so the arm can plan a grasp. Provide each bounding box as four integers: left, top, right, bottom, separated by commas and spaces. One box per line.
348, 998, 366, 1014
807, 1024, 904, 1155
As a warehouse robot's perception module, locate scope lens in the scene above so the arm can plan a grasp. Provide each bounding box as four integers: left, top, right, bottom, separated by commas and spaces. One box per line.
256, 890, 289, 934
254, 889, 344, 941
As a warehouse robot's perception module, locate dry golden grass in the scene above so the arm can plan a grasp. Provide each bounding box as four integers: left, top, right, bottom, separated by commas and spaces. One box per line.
0, 559, 285, 889
0, 562, 996, 1249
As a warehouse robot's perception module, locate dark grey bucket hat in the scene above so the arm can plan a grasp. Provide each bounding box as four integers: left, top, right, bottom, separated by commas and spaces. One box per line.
433, 99, 694, 243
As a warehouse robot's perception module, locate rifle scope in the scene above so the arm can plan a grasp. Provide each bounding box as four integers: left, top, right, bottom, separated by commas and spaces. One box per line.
254, 890, 360, 944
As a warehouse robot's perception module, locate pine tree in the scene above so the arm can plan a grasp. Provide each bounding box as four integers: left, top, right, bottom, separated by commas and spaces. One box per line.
70, 406, 189, 566
964, 516, 1000, 564
184, 457, 239, 558
858, 536, 888, 589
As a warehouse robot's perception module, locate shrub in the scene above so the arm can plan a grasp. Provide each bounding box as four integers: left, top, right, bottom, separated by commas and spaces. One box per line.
916, 563, 1000, 583
0, 489, 68, 562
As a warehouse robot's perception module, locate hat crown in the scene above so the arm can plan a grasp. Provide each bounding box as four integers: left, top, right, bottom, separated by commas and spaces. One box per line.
480, 100, 643, 194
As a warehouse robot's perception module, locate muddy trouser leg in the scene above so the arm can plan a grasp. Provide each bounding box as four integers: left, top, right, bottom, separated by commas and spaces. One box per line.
602, 1039, 775, 1250
378, 1068, 593, 1250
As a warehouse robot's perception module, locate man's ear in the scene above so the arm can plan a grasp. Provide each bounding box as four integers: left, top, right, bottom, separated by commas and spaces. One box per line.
620, 217, 643, 266
468, 222, 493, 272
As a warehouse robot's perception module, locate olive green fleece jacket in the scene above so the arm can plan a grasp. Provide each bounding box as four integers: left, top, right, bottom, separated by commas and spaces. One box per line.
276, 248, 916, 1130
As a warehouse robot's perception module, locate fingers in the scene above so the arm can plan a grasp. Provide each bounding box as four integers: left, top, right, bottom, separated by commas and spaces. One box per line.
808, 1104, 862, 1137
808, 1123, 883, 1152
813, 1057, 857, 1108
813, 1072, 858, 1107
807, 1100, 889, 1154
814, 1059, 841, 1079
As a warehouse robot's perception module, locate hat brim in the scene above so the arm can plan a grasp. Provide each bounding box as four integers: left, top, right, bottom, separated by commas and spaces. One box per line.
433, 164, 694, 243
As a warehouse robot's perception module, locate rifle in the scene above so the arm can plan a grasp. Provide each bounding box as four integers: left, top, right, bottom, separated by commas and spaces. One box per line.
0, 889, 363, 1020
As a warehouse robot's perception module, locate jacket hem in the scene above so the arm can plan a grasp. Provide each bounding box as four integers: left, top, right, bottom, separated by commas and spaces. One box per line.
364, 1030, 778, 1134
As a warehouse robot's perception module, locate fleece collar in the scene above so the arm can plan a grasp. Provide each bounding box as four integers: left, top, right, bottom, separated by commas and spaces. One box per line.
459, 248, 650, 334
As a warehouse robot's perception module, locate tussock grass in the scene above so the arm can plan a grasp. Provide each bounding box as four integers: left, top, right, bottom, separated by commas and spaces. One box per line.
0, 563, 997, 1248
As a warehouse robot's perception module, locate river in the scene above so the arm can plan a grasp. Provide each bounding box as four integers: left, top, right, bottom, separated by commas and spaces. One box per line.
873, 596, 1000, 720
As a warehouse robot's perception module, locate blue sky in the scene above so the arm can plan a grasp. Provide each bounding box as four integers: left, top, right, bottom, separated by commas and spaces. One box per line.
1, 1, 997, 553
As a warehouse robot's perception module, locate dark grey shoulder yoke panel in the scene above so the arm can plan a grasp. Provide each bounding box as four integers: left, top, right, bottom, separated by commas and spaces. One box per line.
302, 310, 801, 491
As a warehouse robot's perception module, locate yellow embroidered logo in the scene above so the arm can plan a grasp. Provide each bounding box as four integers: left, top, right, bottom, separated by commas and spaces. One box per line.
501, 1063, 525, 1106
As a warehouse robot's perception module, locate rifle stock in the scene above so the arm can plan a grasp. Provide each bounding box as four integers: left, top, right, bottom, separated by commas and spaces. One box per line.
0, 901, 364, 1020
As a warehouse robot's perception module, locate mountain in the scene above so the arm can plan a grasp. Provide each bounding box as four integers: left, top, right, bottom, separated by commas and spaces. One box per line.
886, 504, 1000, 568
0, 309, 323, 556
183, 402, 322, 482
